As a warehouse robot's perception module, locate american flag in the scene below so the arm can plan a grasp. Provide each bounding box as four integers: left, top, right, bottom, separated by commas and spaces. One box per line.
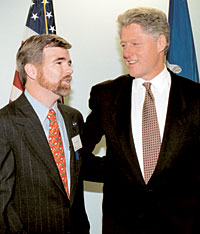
9, 0, 56, 102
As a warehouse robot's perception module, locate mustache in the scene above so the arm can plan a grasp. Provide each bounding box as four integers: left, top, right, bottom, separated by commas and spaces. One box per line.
62, 75, 72, 81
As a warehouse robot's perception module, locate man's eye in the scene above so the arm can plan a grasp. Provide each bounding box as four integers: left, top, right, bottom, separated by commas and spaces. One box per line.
56, 61, 62, 65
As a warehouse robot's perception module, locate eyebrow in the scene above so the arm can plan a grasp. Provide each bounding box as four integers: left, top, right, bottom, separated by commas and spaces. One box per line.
53, 57, 72, 65
53, 57, 66, 62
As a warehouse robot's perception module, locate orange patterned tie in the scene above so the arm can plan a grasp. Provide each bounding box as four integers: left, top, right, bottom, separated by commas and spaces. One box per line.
47, 109, 70, 199
142, 82, 161, 184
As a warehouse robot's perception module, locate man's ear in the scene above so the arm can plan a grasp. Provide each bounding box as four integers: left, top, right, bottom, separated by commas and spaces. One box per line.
24, 63, 38, 80
157, 34, 167, 53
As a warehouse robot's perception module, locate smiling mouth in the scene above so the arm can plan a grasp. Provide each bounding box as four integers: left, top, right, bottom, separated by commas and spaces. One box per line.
127, 60, 137, 65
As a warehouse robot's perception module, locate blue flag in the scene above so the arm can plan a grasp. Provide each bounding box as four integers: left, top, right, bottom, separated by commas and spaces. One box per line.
10, 0, 56, 102
26, 0, 56, 35
167, 0, 199, 82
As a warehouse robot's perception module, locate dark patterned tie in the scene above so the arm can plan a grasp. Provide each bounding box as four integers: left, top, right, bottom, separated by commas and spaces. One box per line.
47, 109, 70, 199
142, 82, 161, 184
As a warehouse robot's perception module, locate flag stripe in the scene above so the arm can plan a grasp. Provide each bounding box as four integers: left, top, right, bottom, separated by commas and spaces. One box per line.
9, 85, 23, 103
13, 71, 24, 90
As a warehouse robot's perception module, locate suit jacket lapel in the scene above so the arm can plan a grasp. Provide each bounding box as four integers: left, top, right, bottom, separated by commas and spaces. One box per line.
152, 72, 187, 179
111, 75, 144, 183
59, 105, 82, 205
14, 94, 67, 196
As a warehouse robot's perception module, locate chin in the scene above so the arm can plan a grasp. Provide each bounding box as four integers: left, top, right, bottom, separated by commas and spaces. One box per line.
61, 90, 71, 97
129, 72, 137, 77
55, 87, 70, 97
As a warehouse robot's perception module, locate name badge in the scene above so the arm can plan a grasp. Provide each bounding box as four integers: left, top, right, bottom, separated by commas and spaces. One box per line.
72, 134, 82, 152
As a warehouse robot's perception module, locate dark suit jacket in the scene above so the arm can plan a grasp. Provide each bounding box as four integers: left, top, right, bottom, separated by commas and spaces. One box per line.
0, 94, 89, 234
83, 71, 200, 234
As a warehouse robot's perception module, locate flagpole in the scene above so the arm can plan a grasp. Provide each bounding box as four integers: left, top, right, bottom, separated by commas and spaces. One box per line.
43, 0, 49, 34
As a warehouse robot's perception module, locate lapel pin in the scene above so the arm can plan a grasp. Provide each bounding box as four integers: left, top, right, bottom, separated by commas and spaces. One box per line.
72, 121, 77, 127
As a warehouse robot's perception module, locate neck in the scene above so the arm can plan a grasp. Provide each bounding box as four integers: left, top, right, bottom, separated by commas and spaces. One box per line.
25, 83, 59, 108
141, 62, 165, 81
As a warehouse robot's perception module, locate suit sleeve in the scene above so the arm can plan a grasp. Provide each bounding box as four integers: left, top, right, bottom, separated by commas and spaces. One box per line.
0, 113, 24, 233
82, 86, 106, 182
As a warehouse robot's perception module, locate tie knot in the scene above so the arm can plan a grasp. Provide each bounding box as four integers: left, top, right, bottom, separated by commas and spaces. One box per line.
143, 82, 152, 91
47, 109, 56, 121
143, 82, 154, 101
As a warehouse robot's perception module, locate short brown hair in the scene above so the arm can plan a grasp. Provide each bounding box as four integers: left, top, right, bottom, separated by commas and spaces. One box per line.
16, 34, 72, 86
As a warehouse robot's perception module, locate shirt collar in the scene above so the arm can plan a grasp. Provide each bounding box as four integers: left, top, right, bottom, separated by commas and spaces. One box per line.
132, 66, 171, 93
24, 89, 58, 124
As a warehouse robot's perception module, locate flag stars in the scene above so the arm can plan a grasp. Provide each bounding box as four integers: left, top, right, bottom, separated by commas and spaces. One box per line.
49, 25, 56, 33
31, 13, 39, 20
31, 1, 35, 7
46, 11, 53, 19
42, 0, 49, 4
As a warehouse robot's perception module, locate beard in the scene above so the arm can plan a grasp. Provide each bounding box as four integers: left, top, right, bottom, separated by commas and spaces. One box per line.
37, 74, 71, 97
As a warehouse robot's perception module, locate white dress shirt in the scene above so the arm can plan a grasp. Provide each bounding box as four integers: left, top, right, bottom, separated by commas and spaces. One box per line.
131, 67, 171, 176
